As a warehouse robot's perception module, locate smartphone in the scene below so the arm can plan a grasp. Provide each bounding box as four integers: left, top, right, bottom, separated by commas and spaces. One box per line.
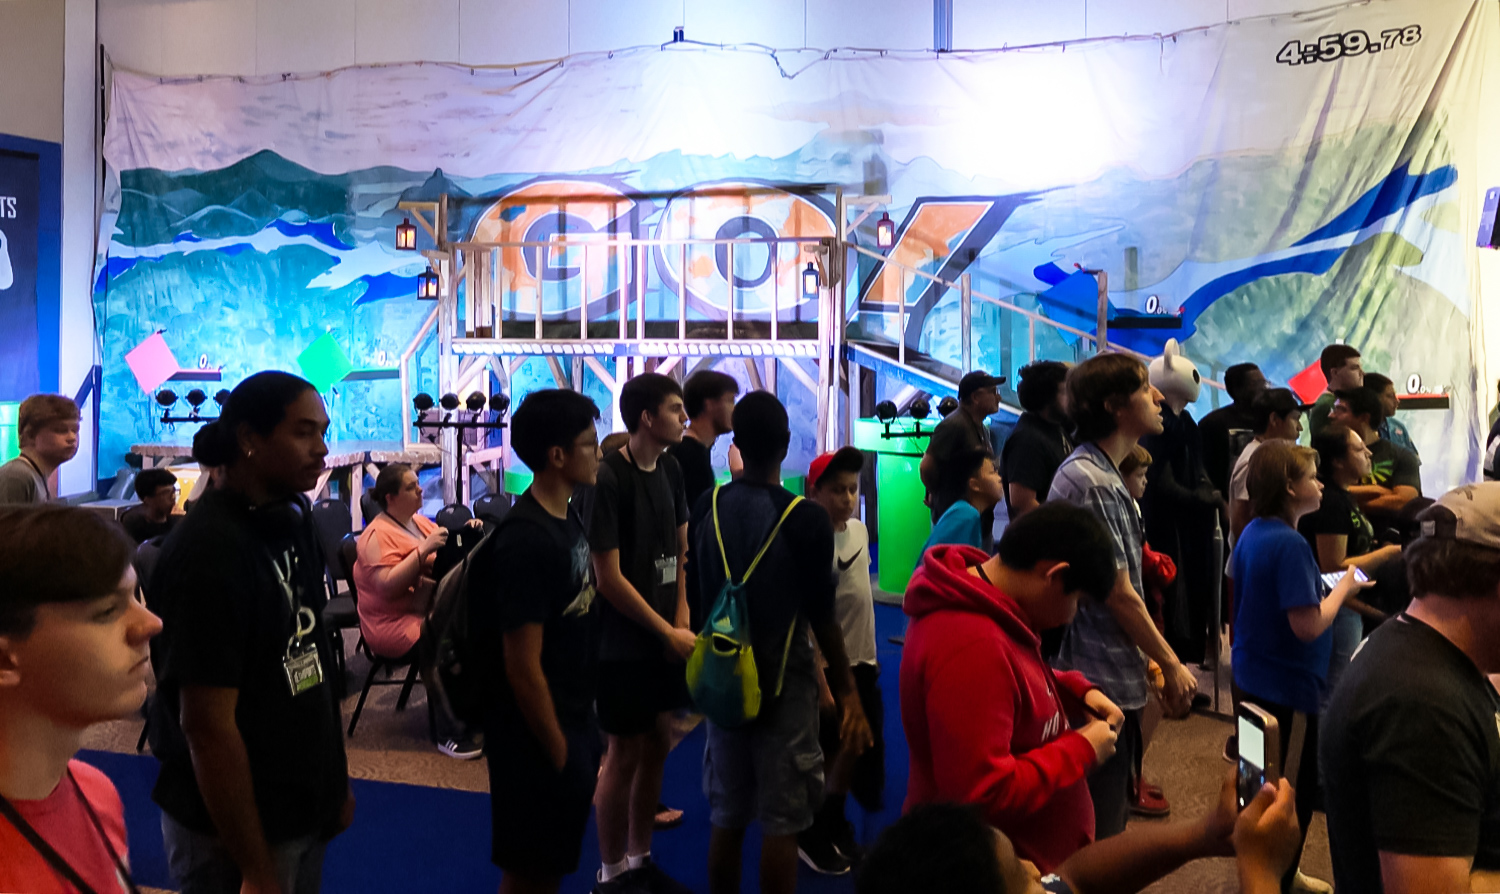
1319, 567, 1369, 590
1237, 703, 1281, 810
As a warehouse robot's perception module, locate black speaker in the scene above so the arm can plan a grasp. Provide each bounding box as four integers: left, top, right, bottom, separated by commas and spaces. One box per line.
1480, 186, 1500, 249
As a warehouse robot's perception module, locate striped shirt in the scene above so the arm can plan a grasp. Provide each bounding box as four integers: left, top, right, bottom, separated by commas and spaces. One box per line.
1046, 442, 1149, 711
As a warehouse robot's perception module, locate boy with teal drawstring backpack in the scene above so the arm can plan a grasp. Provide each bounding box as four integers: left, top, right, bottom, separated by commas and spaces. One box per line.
689, 392, 873, 894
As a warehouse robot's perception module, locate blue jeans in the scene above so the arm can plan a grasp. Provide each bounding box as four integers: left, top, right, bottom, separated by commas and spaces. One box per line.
1321, 606, 1363, 712
162, 813, 327, 894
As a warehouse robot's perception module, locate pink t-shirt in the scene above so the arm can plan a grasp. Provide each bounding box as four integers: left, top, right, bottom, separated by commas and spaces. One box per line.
354, 512, 440, 658
0, 760, 131, 894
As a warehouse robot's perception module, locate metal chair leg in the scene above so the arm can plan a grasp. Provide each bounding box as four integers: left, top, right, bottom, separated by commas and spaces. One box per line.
347, 659, 384, 737
395, 661, 419, 711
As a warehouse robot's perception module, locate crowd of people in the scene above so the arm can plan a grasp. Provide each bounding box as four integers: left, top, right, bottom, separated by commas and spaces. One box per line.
1, 338, 1497, 894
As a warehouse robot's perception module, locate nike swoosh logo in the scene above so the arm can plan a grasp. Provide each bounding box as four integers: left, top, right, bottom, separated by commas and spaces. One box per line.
837, 548, 864, 572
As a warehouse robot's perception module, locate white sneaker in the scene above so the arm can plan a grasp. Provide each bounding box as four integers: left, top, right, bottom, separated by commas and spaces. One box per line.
1292, 871, 1333, 893
437, 736, 482, 760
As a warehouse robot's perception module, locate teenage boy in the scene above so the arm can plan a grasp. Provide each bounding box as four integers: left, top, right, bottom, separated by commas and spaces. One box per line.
692, 392, 872, 894
1363, 373, 1418, 457
1002, 360, 1073, 519
1047, 354, 1199, 840
923, 371, 1004, 525
1307, 345, 1363, 439
1228, 389, 1306, 544
1321, 484, 1500, 894
671, 369, 740, 636
923, 449, 1006, 555
122, 467, 182, 543
0, 505, 163, 893
1329, 386, 1422, 526
0, 394, 80, 504
467, 389, 603, 894
1198, 363, 1267, 496
902, 502, 1121, 872
670, 369, 740, 510
590, 372, 695, 894
800, 446, 884, 872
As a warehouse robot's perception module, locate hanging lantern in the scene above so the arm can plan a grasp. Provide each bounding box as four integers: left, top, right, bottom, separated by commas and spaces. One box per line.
876, 212, 895, 250
417, 268, 440, 300
395, 217, 417, 251
802, 262, 819, 298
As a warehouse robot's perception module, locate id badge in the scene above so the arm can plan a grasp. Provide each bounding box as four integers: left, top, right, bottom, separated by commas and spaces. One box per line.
655, 556, 678, 586
283, 642, 324, 696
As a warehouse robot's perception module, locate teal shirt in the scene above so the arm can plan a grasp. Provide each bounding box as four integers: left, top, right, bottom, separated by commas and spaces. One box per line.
921, 500, 983, 558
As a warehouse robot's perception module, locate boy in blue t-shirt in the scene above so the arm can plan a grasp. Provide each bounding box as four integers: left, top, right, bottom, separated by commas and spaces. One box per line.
922, 449, 1004, 557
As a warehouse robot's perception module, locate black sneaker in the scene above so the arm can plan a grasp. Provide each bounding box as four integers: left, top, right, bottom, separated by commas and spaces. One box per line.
1222, 733, 1238, 764
592, 872, 649, 894
797, 829, 853, 876
629, 859, 694, 894
437, 736, 482, 760
830, 818, 866, 865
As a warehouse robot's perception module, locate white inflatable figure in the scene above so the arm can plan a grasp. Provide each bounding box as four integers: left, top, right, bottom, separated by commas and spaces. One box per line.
0, 230, 12, 291
1148, 338, 1201, 412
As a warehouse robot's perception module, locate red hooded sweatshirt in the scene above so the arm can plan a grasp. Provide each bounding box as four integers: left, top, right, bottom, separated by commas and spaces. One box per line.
901, 544, 1102, 873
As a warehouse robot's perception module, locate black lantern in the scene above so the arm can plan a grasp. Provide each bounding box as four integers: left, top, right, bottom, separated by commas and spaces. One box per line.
802, 262, 819, 298
876, 212, 895, 250
417, 268, 439, 300
395, 217, 417, 251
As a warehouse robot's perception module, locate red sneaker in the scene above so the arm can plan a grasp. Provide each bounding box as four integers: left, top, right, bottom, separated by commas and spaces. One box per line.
1130, 779, 1171, 818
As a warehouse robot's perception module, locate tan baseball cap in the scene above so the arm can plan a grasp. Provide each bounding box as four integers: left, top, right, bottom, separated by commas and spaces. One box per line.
1415, 483, 1500, 550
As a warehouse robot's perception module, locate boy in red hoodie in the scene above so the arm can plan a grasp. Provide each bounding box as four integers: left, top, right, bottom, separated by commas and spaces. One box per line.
901, 501, 1123, 874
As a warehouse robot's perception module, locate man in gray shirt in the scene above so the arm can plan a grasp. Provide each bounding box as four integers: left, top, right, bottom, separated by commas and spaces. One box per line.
1047, 354, 1198, 840
0, 394, 80, 505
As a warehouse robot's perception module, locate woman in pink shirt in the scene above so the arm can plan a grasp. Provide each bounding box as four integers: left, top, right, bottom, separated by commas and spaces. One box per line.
353, 464, 482, 759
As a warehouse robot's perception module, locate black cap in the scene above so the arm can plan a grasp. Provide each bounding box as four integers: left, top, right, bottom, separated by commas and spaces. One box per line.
958, 371, 1006, 402
1251, 387, 1311, 433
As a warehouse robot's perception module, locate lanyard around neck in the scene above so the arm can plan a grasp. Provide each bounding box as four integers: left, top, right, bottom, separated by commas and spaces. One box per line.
19, 454, 50, 499
0, 768, 141, 894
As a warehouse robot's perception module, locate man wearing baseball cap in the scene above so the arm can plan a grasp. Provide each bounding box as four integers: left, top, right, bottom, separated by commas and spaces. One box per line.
1227, 388, 1309, 544
1321, 483, 1500, 894
921, 372, 1005, 540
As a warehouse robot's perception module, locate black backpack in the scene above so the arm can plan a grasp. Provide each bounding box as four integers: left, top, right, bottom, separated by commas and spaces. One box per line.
421, 528, 494, 727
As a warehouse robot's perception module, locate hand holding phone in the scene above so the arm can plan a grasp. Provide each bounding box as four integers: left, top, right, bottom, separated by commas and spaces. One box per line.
1319, 567, 1369, 590
1237, 704, 1281, 811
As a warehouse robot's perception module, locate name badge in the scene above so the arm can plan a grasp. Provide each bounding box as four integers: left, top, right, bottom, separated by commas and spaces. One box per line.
283, 642, 324, 696
655, 556, 678, 586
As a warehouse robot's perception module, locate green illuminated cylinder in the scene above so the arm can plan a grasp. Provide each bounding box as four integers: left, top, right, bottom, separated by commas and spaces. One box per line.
853, 418, 933, 594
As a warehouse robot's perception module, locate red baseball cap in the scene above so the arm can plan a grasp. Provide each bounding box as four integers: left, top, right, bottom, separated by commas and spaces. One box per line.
808, 446, 865, 489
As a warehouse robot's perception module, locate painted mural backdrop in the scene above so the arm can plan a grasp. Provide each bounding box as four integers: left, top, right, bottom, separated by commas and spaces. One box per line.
99, 0, 1495, 489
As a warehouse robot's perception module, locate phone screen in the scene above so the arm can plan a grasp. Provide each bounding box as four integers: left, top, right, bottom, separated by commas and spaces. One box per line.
1237, 714, 1267, 810
1319, 567, 1369, 590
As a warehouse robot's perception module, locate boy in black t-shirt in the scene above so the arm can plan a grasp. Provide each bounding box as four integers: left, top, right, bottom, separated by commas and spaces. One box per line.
1321, 483, 1500, 894
589, 373, 695, 894
467, 389, 603, 894
692, 392, 873, 894
669, 369, 740, 635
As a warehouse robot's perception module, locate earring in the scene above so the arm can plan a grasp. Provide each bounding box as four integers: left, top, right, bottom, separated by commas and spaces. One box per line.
246, 449, 255, 458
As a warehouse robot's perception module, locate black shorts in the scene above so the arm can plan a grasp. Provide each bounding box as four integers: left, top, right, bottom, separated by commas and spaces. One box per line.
816, 662, 887, 812
595, 658, 691, 737
485, 719, 602, 877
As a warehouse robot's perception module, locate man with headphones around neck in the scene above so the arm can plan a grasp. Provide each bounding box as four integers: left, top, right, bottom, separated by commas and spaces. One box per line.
147, 372, 352, 894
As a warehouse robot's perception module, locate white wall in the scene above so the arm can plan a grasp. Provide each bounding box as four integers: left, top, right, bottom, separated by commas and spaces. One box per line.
0, 0, 64, 142
99, 0, 1349, 76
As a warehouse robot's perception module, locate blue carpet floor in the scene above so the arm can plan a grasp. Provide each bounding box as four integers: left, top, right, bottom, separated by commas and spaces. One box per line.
85, 604, 911, 893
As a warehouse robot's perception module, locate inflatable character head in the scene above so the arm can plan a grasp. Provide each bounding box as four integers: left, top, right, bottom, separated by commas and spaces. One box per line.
1148, 338, 1201, 406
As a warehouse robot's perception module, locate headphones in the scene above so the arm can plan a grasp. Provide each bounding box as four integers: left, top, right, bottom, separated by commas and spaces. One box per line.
246, 492, 311, 539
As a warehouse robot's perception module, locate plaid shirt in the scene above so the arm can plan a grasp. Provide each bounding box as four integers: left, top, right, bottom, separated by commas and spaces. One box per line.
1046, 442, 1149, 710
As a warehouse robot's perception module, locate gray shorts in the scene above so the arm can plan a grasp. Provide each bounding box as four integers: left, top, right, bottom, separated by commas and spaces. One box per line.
702, 666, 824, 837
